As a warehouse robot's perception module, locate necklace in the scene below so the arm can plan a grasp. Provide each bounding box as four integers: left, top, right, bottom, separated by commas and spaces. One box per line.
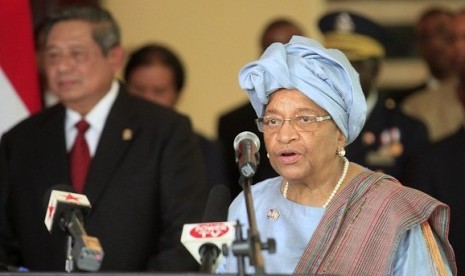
282, 157, 349, 208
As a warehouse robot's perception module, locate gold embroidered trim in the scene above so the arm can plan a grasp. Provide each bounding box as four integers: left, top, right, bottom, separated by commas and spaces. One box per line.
421, 221, 447, 276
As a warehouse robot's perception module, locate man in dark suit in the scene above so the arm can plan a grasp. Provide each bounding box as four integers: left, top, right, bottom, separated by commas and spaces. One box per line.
318, 11, 429, 183
0, 6, 207, 272
407, 10, 465, 273
217, 18, 304, 198
406, 126, 465, 274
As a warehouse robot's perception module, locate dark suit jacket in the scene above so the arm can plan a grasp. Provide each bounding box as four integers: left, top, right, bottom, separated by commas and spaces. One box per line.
0, 86, 207, 272
346, 97, 429, 183
405, 127, 465, 274
217, 102, 278, 199
196, 133, 228, 190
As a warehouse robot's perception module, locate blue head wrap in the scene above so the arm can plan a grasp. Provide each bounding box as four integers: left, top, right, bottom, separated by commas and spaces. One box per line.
239, 35, 366, 145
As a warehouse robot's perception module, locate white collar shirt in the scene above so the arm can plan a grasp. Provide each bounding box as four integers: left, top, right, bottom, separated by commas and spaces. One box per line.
65, 81, 119, 156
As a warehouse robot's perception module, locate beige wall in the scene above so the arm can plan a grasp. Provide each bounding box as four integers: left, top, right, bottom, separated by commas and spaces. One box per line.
101, 0, 325, 139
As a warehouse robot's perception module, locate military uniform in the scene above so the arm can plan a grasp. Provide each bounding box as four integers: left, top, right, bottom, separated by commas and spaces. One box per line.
346, 96, 429, 182
319, 11, 430, 182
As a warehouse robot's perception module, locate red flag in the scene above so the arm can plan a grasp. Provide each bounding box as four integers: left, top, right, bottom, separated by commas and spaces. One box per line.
0, 0, 42, 135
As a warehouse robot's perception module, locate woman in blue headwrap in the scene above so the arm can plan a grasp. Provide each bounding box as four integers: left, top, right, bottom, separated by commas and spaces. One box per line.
216, 36, 456, 275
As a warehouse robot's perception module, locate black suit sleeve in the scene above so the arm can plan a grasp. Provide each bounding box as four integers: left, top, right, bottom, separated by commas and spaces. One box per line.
0, 133, 21, 267
146, 115, 207, 271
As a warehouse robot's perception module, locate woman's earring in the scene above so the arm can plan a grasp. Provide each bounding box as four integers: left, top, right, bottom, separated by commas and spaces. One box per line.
337, 147, 346, 157
267, 153, 270, 158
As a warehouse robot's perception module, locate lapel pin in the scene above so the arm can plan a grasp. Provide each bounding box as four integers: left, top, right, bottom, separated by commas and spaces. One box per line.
122, 128, 133, 141
267, 209, 280, 221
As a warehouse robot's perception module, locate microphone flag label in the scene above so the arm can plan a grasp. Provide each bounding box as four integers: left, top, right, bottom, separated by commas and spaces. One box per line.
44, 190, 91, 232
190, 222, 230, 238
181, 221, 236, 266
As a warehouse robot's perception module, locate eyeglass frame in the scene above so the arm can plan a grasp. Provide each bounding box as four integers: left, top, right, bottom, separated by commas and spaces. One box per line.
255, 114, 332, 133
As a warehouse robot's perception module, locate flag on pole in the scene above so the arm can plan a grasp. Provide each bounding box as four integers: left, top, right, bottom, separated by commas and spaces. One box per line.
0, 0, 42, 135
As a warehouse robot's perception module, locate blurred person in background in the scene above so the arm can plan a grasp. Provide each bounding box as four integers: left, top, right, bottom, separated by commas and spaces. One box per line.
407, 9, 465, 274
402, 7, 464, 142
0, 5, 206, 272
124, 43, 227, 190
318, 11, 429, 183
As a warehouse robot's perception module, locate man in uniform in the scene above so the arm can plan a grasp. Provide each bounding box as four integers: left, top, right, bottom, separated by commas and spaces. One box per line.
318, 11, 429, 182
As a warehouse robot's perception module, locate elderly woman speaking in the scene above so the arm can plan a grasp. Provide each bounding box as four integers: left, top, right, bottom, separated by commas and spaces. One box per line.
217, 36, 456, 275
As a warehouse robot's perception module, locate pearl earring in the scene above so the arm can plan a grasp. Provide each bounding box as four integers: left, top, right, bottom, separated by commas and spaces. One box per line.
267, 153, 270, 158
337, 147, 346, 157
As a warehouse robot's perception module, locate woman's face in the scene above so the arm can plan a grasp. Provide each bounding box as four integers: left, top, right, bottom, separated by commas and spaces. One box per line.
263, 89, 345, 182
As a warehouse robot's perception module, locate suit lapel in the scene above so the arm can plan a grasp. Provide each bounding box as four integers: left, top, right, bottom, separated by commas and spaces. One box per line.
84, 88, 140, 206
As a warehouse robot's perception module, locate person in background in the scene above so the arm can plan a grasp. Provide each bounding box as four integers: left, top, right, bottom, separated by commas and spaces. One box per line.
318, 11, 429, 183
386, 7, 457, 104
216, 35, 455, 275
124, 43, 227, 190
0, 5, 206, 271
407, 9, 465, 274
401, 7, 464, 142
217, 18, 304, 198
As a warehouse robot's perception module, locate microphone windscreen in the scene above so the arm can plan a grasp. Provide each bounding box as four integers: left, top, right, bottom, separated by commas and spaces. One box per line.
233, 131, 260, 151
202, 185, 231, 222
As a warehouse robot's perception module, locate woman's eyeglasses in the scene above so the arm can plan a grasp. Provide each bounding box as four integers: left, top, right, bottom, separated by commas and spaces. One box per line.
256, 115, 332, 133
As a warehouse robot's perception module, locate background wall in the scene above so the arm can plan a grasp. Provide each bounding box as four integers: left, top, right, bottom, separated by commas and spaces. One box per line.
101, 0, 325, 139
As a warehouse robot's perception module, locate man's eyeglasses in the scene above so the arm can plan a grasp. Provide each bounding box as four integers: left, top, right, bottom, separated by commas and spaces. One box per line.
256, 115, 332, 133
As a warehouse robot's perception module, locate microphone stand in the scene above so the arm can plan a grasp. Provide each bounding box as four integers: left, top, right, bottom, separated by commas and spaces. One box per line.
229, 176, 275, 276
242, 176, 265, 275
65, 235, 74, 273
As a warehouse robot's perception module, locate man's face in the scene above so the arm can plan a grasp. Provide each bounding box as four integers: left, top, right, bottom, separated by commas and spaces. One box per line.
415, 13, 453, 78
127, 64, 179, 108
44, 20, 122, 114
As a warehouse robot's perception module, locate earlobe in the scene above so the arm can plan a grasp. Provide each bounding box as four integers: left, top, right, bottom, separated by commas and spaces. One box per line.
109, 45, 125, 70
337, 129, 347, 146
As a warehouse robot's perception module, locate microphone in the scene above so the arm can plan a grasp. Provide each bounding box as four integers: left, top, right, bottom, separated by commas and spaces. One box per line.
202, 184, 231, 222
233, 131, 260, 178
181, 185, 234, 272
44, 185, 104, 272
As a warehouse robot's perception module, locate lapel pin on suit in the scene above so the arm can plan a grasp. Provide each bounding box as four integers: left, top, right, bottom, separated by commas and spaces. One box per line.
122, 128, 133, 141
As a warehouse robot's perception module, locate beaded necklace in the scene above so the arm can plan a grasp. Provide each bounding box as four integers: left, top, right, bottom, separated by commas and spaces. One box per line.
282, 157, 349, 208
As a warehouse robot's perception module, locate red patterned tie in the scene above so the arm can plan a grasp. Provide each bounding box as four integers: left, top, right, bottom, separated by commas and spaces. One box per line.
69, 120, 91, 193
